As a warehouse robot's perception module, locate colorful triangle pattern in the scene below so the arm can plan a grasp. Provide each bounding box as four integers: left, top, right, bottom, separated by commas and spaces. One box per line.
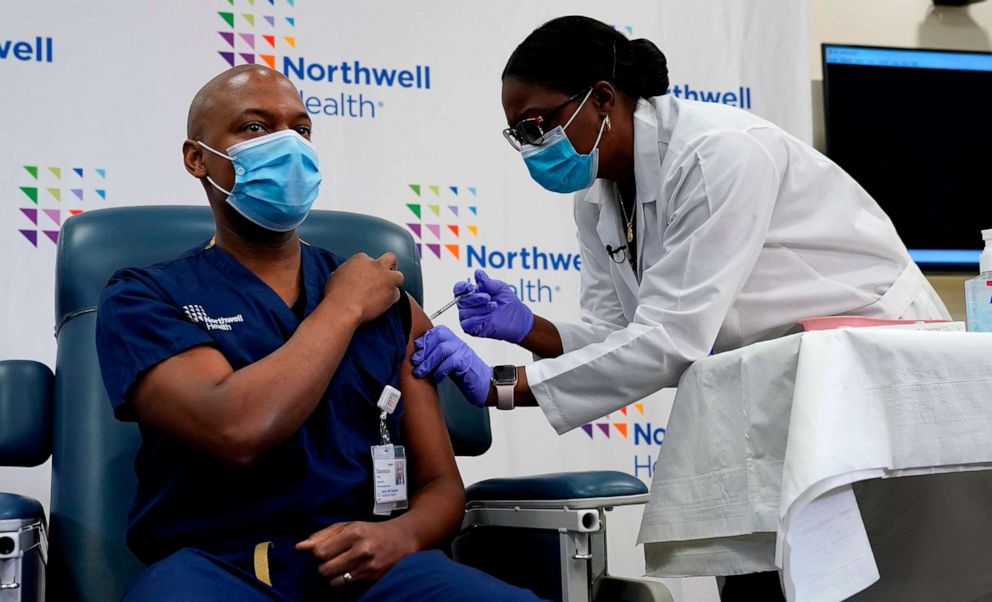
44, 209, 61, 226
20, 208, 38, 225
20, 187, 38, 204
24, 165, 38, 179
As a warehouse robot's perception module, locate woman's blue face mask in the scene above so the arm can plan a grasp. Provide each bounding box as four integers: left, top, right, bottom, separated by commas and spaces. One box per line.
519, 89, 609, 194
198, 129, 322, 232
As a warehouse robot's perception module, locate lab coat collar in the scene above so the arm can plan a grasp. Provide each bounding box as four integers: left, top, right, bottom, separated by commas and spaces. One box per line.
632, 97, 663, 205
578, 96, 664, 205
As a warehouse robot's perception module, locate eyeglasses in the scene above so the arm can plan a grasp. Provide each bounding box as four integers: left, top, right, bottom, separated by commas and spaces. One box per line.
502, 88, 591, 150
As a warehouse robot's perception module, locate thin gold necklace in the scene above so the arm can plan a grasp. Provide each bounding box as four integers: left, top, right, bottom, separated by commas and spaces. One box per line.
617, 190, 634, 243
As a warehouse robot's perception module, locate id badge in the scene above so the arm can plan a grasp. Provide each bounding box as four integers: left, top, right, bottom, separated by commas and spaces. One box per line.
371, 444, 408, 516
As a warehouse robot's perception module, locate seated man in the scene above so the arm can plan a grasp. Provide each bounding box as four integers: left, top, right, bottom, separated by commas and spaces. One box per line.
95, 65, 541, 601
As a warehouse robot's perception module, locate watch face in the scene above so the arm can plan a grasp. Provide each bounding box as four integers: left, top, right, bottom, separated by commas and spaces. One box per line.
493, 365, 517, 383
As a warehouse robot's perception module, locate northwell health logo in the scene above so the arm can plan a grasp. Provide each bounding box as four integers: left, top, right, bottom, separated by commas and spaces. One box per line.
15, 165, 106, 247
216, 0, 296, 70
403, 183, 478, 261
213, 0, 431, 119
397, 183, 578, 305
0, 36, 53, 63
581, 402, 667, 480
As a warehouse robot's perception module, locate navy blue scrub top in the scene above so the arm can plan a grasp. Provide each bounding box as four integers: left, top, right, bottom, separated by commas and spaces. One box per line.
95, 241, 412, 568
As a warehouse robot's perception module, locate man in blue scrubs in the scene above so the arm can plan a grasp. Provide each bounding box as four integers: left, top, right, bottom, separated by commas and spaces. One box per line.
95, 65, 542, 601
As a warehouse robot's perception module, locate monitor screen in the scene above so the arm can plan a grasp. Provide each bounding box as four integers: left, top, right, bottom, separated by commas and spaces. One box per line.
822, 44, 992, 270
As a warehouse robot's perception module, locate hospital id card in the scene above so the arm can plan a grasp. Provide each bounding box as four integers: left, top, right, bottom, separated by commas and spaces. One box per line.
371, 444, 408, 516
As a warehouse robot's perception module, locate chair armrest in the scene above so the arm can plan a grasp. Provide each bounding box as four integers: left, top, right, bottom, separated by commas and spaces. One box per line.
462, 471, 649, 533
0, 493, 45, 523
466, 470, 649, 509
0, 360, 54, 467
0, 493, 48, 566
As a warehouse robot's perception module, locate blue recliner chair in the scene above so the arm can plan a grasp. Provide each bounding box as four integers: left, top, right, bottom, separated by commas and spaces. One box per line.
0, 206, 668, 602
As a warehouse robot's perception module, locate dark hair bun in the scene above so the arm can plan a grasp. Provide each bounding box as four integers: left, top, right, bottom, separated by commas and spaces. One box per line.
503, 16, 670, 99
626, 39, 669, 96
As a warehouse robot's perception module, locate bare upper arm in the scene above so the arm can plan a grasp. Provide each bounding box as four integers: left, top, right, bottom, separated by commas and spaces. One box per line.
398, 294, 462, 490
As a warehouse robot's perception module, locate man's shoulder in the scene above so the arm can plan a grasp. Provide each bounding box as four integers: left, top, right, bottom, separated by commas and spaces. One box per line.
102, 242, 212, 303
304, 242, 346, 271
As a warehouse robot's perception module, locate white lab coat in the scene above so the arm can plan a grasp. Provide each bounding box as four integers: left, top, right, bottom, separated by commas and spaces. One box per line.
527, 95, 950, 434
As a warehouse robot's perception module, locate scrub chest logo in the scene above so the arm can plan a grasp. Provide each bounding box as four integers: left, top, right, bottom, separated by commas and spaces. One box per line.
581, 402, 666, 481
399, 184, 579, 305
183, 304, 245, 331
214, 0, 431, 119
15, 165, 106, 247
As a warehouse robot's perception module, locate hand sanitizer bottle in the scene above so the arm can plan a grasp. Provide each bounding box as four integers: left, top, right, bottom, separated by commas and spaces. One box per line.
965, 229, 992, 332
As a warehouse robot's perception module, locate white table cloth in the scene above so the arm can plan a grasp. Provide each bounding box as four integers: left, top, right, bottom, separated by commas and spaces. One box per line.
638, 328, 992, 601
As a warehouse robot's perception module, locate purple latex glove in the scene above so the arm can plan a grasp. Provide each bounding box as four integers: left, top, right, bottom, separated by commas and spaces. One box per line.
455, 269, 534, 344
411, 326, 492, 407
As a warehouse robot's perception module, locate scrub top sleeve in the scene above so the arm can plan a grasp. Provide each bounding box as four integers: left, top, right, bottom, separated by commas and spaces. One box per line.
527, 130, 781, 433
397, 290, 413, 342
553, 198, 629, 354
95, 275, 215, 421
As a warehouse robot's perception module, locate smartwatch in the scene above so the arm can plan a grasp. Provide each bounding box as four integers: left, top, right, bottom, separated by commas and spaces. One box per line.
492, 365, 517, 411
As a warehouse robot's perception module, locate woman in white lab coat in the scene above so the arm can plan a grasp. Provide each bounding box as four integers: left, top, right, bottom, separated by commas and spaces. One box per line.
413, 14, 948, 427
411, 16, 949, 598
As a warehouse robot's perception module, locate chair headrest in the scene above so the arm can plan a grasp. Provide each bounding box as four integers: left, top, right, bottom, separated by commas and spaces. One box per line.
54, 206, 424, 336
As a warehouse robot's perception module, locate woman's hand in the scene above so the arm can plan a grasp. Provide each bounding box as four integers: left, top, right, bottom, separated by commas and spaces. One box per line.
296, 520, 417, 587
456, 270, 534, 343
411, 326, 492, 407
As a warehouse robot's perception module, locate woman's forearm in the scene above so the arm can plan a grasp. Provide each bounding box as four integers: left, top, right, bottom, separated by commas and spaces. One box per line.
519, 315, 564, 358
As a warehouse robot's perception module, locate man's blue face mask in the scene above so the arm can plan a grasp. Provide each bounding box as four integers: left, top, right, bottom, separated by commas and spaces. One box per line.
520, 89, 610, 194
199, 129, 322, 232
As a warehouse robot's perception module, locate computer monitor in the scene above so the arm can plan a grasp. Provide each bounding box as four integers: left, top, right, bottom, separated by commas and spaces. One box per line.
822, 44, 992, 271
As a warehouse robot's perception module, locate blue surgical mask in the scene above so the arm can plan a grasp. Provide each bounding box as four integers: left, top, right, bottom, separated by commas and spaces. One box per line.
198, 129, 321, 232
520, 89, 609, 194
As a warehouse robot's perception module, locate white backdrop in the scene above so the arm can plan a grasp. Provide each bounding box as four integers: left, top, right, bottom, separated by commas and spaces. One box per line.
0, 2, 810, 599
